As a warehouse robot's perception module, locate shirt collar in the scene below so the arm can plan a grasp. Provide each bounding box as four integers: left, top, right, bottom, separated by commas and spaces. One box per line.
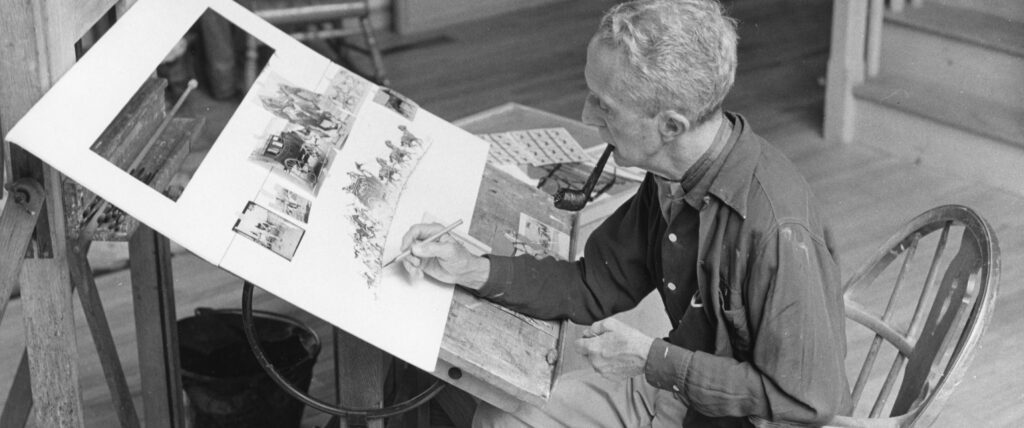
653, 115, 732, 211
679, 115, 733, 210
679, 117, 731, 192
705, 112, 760, 219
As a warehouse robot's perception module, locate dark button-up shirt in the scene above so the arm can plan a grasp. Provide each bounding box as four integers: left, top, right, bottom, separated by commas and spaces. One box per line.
479, 113, 852, 426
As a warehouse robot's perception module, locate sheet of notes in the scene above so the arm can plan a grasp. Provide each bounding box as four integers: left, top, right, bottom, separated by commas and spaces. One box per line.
478, 127, 591, 166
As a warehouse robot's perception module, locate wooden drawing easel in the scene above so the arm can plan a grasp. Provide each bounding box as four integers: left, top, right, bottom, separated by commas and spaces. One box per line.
0, 1, 199, 427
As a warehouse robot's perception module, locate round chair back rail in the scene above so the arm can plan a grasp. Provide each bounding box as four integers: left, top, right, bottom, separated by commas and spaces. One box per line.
827, 205, 1000, 427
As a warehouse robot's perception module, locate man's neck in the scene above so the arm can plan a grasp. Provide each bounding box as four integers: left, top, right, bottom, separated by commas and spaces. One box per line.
648, 112, 725, 180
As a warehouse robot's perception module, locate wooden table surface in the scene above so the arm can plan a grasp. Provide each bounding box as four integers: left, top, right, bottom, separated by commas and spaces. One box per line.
431, 103, 605, 409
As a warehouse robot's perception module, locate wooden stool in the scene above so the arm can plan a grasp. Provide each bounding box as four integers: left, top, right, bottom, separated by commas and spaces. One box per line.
243, 0, 389, 88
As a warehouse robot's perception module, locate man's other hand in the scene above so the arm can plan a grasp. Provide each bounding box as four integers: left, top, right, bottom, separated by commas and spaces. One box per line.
575, 318, 655, 380
399, 223, 490, 290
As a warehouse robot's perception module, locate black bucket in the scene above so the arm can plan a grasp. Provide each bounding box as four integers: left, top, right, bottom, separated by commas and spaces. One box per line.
178, 308, 321, 428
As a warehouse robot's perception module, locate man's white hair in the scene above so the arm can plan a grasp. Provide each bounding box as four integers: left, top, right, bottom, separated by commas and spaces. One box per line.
595, 0, 738, 125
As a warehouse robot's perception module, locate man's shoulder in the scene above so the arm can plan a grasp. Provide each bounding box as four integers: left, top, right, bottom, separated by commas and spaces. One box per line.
740, 132, 823, 235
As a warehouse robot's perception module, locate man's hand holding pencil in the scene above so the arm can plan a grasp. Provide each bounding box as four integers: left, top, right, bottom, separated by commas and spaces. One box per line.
398, 220, 491, 290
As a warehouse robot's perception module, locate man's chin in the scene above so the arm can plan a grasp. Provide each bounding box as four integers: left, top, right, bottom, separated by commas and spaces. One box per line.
610, 149, 631, 167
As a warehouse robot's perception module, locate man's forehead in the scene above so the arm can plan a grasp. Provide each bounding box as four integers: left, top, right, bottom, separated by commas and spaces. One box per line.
585, 40, 630, 100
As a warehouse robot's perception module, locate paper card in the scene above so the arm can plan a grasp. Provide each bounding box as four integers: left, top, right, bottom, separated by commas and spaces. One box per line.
479, 127, 591, 166
5, 0, 490, 371
511, 213, 571, 261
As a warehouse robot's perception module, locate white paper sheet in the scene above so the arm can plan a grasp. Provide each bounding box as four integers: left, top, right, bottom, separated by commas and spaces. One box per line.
5, 0, 490, 371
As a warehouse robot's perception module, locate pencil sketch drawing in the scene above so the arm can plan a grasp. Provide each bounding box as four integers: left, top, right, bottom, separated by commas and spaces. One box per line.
344, 125, 431, 288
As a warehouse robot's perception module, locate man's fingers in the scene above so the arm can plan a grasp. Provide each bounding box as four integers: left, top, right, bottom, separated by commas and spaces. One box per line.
400, 223, 446, 252
582, 319, 610, 338
411, 239, 460, 260
401, 256, 421, 277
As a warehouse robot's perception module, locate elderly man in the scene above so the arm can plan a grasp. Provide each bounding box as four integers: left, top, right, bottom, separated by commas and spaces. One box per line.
401, 0, 852, 426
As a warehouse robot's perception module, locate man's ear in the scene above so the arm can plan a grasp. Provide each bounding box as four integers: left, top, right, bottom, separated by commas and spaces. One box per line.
658, 110, 691, 141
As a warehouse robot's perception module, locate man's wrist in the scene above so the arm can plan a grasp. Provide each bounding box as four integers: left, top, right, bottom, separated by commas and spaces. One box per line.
643, 339, 693, 393
635, 335, 656, 361
457, 256, 490, 291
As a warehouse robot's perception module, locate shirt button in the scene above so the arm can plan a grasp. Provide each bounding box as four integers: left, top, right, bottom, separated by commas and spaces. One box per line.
668, 233, 678, 243
667, 282, 677, 291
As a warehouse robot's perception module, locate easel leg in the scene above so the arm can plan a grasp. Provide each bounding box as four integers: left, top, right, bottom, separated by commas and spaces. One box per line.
20, 258, 85, 428
0, 350, 33, 428
130, 225, 185, 428
0, 178, 45, 322
68, 246, 140, 428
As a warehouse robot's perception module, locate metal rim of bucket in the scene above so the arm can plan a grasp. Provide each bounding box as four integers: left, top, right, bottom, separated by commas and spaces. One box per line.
181, 307, 321, 383
240, 281, 445, 420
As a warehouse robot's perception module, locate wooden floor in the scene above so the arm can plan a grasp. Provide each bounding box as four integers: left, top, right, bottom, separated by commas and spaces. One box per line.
2, 0, 1023, 426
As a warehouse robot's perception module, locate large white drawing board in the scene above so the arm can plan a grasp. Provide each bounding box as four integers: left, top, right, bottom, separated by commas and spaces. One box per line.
5, 0, 490, 371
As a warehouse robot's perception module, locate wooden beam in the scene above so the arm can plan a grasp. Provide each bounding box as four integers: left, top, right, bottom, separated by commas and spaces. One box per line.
50, 0, 123, 55
865, 0, 884, 77
823, 0, 868, 144
0, 179, 44, 323
19, 257, 84, 428
129, 225, 186, 428
68, 245, 140, 428
0, 350, 34, 428
1, 0, 87, 425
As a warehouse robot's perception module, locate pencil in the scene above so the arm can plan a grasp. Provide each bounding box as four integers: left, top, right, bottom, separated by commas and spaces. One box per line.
383, 219, 464, 268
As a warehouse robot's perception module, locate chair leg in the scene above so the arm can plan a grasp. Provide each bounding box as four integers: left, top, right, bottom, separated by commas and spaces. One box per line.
359, 16, 389, 86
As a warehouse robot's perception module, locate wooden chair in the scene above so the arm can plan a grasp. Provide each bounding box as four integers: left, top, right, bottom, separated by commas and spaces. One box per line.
242, 0, 388, 88
828, 205, 1000, 427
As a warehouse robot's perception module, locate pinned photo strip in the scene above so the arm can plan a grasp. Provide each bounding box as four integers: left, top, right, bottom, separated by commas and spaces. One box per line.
254, 182, 312, 223
372, 87, 419, 120
233, 201, 305, 260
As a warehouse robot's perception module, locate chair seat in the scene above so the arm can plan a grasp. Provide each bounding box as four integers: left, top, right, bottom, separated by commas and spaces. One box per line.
246, 0, 368, 25
241, 0, 388, 87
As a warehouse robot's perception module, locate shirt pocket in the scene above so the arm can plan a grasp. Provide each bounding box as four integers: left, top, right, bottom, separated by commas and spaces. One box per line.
721, 307, 752, 354
719, 285, 752, 354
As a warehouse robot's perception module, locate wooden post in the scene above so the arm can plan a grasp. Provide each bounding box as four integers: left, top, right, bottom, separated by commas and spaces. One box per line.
130, 225, 186, 428
334, 328, 390, 428
68, 245, 141, 428
0, 0, 88, 424
823, 0, 868, 144
0, 179, 45, 322
865, 0, 884, 78
0, 351, 34, 428
0, 179, 44, 428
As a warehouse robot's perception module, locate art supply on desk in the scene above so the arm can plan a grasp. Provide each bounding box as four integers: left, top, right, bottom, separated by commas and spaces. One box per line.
479, 127, 590, 166
383, 219, 464, 268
